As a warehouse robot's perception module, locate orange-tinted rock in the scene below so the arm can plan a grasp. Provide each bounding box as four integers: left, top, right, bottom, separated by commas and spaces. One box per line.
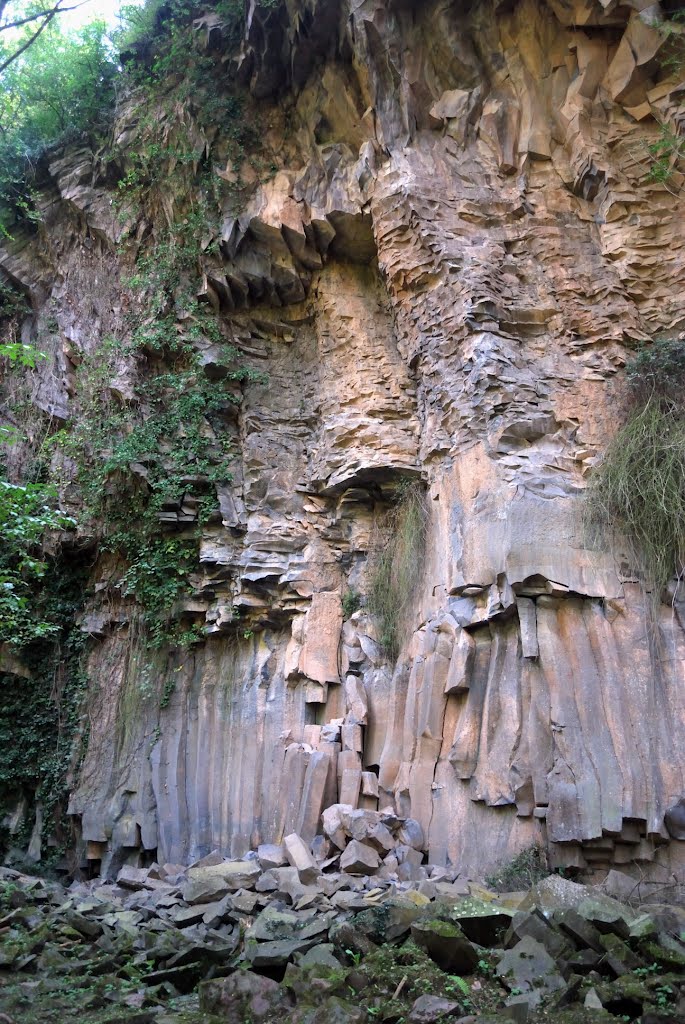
4, 0, 685, 887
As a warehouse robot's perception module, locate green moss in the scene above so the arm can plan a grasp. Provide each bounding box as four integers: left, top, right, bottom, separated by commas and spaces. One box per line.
420, 918, 463, 937
639, 939, 685, 970
356, 939, 502, 1016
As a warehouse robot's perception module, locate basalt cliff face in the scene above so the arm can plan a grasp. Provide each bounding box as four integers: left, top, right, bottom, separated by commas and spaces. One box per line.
1, 0, 685, 885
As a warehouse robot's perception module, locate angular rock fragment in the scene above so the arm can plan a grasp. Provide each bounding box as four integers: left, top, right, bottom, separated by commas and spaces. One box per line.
365, 822, 395, 854
200, 970, 288, 1020
396, 843, 424, 867
246, 935, 319, 968
361, 772, 379, 798
355, 894, 427, 942
169, 903, 208, 927
598, 932, 642, 975
576, 896, 635, 939
496, 936, 567, 1004
182, 860, 261, 904
258, 843, 287, 870
440, 896, 514, 946
311, 834, 332, 862
232, 889, 260, 913
323, 804, 353, 850
554, 908, 604, 953
521, 876, 590, 913
398, 818, 425, 851
343, 808, 381, 840
329, 918, 378, 959
409, 994, 462, 1023
265, 865, 309, 903
116, 866, 152, 890
284, 833, 321, 884
664, 797, 685, 840
410, 918, 479, 974
248, 905, 304, 942
202, 894, 234, 928
340, 840, 381, 875
584, 988, 603, 1009
505, 908, 571, 958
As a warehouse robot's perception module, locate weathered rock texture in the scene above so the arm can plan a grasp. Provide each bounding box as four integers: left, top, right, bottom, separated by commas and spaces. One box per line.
2, 0, 685, 882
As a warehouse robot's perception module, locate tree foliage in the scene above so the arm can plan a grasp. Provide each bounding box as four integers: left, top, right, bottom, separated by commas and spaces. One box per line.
116, 0, 243, 59
0, 6, 116, 231
0, 479, 75, 646
0, 0, 87, 72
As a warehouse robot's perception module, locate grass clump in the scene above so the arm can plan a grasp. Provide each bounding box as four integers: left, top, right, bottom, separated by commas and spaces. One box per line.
586, 337, 685, 595
342, 588, 362, 619
485, 844, 549, 893
368, 480, 427, 661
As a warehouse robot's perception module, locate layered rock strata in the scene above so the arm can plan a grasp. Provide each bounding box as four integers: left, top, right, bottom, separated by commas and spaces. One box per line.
2, 0, 685, 882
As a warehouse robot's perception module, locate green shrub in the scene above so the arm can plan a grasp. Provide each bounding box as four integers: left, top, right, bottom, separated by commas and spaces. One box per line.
368, 480, 427, 661
342, 588, 362, 619
0, 480, 76, 646
0, 278, 29, 343
0, 19, 116, 232
644, 12, 685, 184
485, 844, 549, 893
54, 349, 238, 648
587, 337, 685, 593
117, 0, 244, 87
50, 205, 265, 649
625, 335, 685, 404
0, 561, 89, 862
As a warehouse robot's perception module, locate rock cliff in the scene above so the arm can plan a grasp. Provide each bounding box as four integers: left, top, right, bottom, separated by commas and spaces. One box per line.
1, 0, 685, 886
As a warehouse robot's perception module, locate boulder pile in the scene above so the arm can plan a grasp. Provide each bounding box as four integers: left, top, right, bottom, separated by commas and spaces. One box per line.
287, 803, 428, 883
0, 856, 684, 1024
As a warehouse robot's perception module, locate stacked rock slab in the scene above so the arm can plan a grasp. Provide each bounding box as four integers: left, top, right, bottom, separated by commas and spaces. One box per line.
1, 0, 685, 882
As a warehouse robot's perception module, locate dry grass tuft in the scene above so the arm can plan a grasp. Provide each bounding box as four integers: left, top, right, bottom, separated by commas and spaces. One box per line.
368, 480, 428, 661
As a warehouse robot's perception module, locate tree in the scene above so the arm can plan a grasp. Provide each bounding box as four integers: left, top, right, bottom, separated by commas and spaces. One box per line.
0, 0, 89, 73
0, 479, 76, 646
0, 11, 116, 231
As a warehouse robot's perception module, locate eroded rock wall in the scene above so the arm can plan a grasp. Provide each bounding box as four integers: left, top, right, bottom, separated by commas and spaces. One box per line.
3, 0, 685, 881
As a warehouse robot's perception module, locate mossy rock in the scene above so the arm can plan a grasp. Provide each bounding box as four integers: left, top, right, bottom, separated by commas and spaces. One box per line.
539, 1011, 619, 1024
433, 896, 514, 946
354, 895, 424, 943
639, 937, 685, 970
292, 995, 366, 1023
410, 918, 479, 974
596, 969, 681, 1018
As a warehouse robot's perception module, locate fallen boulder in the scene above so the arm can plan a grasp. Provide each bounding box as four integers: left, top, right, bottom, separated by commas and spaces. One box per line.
340, 840, 381, 875
200, 969, 289, 1020
410, 918, 479, 974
